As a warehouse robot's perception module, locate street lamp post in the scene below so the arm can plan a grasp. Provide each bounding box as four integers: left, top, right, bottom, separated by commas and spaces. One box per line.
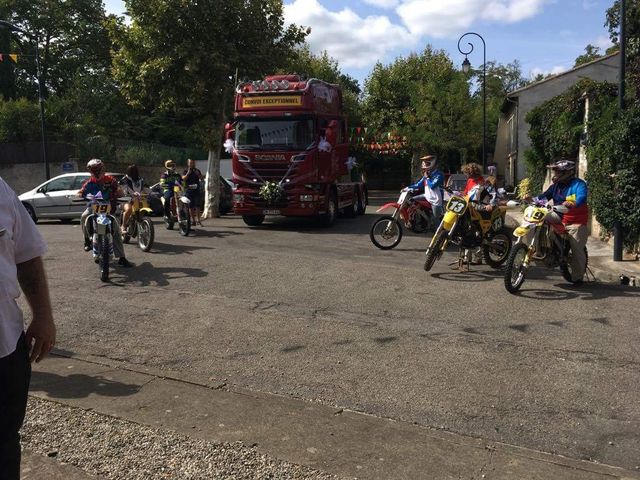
613, 0, 626, 262
0, 20, 50, 180
458, 32, 487, 171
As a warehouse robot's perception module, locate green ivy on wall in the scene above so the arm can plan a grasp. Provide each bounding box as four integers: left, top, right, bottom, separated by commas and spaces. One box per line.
523, 79, 640, 246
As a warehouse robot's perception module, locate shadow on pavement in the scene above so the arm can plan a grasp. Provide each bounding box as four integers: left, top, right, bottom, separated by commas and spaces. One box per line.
111, 261, 208, 287
149, 241, 214, 255
30, 371, 140, 399
188, 229, 244, 239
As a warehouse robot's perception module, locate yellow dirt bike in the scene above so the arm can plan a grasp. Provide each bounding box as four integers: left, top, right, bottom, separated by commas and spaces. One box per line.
121, 193, 154, 252
503, 200, 588, 293
423, 190, 512, 272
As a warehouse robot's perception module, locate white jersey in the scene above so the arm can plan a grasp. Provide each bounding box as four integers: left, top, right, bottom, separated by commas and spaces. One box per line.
0, 176, 47, 358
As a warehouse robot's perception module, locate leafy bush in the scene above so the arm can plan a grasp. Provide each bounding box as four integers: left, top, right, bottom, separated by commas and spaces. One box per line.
0, 98, 41, 142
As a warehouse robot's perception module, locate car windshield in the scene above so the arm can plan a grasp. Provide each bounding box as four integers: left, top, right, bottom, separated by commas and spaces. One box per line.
235, 117, 314, 151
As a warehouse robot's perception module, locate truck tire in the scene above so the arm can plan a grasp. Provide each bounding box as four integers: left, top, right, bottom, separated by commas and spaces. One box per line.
320, 190, 337, 227
243, 214, 265, 226
343, 190, 357, 218
357, 190, 367, 215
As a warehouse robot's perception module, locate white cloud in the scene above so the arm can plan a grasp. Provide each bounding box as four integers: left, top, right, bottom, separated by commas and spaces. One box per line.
530, 64, 566, 78
362, 0, 400, 8
593, 34, 613, 51
397, 0, 551, 38
284, 0, 416, 69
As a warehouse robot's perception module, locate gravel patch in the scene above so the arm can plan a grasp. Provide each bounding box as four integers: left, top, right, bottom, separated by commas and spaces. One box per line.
22, 397, 341, 480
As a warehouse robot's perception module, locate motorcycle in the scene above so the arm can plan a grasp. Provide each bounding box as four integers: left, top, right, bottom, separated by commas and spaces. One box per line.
121, 193, 155, 252
163, 182, 191, 236
503, 200, 588, 293
369, 189, 434, 249
74, 193, 120, 282
423, 189, 512, 272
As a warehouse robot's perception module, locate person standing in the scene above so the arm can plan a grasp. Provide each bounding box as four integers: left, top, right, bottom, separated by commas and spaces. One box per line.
0, 176, 56, 480
182, 159, 204, 226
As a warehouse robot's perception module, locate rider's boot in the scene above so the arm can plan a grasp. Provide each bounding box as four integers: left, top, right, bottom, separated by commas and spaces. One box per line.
118, 257, 133, 268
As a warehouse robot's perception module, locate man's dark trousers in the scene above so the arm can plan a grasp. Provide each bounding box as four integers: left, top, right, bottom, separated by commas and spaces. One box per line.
0, 334, 31, 480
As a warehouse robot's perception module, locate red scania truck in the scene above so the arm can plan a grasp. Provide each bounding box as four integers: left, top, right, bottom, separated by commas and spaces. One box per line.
228, 75, 367, 226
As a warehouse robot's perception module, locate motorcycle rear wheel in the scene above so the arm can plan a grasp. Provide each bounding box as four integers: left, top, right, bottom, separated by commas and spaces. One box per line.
409, 212, 431, 233
138, 218, 155, 251
423, 228, 447, 271
503, 243, 528, 293
483, 228, 512, 268
560, 245, 588, 283
370, 215, 403, 249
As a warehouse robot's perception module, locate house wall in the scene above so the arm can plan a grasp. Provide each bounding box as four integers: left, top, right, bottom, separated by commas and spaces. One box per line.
494, 53, 620, 184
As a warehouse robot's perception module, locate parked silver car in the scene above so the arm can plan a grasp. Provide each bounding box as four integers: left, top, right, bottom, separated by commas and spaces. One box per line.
18, 172, 122, 223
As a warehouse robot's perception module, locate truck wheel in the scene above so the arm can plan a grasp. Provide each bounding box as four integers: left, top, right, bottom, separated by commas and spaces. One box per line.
343, 191, 357, 218
321, 190, 337, 227
242, 215, 265, 226
356, 191, 366, 215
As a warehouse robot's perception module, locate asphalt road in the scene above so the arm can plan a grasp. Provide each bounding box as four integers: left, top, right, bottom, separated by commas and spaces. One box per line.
30, 193, 640, 471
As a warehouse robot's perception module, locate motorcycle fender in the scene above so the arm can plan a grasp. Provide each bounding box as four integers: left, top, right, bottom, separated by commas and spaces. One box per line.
442, 211, 457, 231
139, 207, 153, 215
376, 202, 401, 213
96, 223, 108, 235
514, 225, 531, 237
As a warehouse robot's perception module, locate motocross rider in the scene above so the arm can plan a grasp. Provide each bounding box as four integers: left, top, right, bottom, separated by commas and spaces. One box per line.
77, 159, 132, 267
119, 164, 145, 234
530, 159, 589, 283
160, 160, 183, 220
405, 155, 445, 224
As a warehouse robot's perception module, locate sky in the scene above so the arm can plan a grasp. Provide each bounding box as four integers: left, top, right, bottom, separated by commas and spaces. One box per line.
103, 0, 616, 88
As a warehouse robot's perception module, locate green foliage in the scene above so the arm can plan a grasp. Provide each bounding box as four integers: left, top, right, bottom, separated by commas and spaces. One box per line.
586, 105, 640, 245
524, 79, 610, 186
0, 97, 40, 142
116, 143, 206, 167
574, 45, 603, 67
516, 177, 532, 200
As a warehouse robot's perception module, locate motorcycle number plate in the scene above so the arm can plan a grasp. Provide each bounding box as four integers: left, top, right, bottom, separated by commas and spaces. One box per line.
263, 209, 280, 215
447, 197, 467, 214
92, 203, 111, 214
492, 216, 503, 231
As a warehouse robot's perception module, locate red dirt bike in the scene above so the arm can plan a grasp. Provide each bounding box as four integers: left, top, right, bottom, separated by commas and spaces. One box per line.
369, 189, 435, 249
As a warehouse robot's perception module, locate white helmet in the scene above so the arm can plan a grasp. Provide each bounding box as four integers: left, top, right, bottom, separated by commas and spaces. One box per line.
87, 158, 104, 176
547, 159, 575, 184
420, 155, 437, 172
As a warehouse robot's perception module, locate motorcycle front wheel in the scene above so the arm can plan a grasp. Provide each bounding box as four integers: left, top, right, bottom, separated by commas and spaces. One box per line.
423, 228, 447, 271
503, 243, 529, 293
178, 207, 191, 236
99, 235, 110, 282
370, 215, 403, 249
483, 228, 512, 268
138, 218, 155, 251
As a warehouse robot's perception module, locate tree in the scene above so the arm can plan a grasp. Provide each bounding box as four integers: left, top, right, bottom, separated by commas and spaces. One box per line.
574, 44, 603, 67
606, 0, 640, 103
112, 0, 306, 218
1, 0, 113, 98
363, 47, 476, 177
284, 45, 362, 124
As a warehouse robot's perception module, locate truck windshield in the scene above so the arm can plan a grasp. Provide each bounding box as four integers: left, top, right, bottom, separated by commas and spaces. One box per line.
235, 118, 314, 151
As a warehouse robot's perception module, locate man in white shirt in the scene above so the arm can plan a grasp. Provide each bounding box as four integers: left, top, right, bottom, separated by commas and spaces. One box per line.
0, 176, 56, 479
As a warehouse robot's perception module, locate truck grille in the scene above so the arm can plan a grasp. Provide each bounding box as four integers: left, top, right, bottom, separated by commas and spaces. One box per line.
250, 162, 297, 182
247, 191, 291, 208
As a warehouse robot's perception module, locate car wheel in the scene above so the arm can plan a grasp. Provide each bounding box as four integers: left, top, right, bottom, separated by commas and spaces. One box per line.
23, 203, 37, 223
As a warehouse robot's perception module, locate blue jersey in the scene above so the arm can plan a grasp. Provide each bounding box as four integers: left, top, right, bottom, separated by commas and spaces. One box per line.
408, 169, 444, 192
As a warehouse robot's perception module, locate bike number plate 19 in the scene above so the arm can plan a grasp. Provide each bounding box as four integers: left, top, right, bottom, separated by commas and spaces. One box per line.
446, 196, 467, 214
263, 209, 280, 215
92, 203, 111, 214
